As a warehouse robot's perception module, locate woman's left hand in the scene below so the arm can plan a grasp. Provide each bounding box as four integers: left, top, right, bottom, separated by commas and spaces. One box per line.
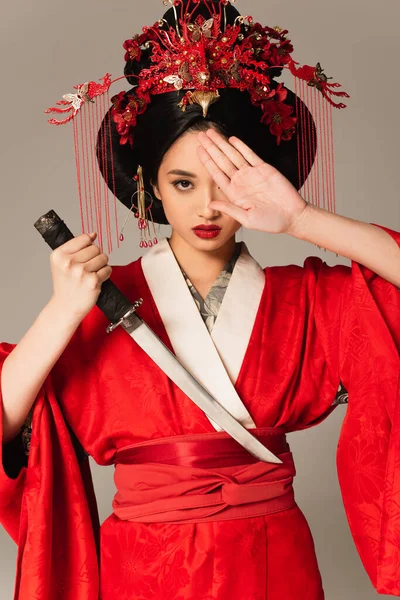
197, 129, 308, 235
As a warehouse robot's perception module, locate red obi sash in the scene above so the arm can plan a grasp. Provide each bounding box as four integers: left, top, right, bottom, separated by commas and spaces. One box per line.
112, 427, 296, 524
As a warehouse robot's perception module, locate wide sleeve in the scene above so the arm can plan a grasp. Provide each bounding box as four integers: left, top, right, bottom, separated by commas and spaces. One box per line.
0, 336, 100, 599
334, 223, 400, 596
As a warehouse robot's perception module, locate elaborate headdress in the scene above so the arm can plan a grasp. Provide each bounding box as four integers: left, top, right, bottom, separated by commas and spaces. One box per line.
46, 0, 349, 254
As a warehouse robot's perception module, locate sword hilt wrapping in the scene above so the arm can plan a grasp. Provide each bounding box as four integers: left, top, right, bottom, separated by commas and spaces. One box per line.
34, 210, 135, 324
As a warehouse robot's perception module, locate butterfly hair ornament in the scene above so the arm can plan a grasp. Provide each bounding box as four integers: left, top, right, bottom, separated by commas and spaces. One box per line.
45, 0, 349, 254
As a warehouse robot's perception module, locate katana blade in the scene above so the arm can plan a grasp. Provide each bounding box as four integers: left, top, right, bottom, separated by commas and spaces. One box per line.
121, 315, 282, 464
34, 210, 282, 465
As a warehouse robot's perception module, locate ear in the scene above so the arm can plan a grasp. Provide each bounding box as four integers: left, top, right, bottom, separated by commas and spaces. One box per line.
150, 180, 162, 201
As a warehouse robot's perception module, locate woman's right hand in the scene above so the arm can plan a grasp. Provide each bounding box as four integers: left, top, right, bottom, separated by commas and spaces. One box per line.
49, 232, 112, 320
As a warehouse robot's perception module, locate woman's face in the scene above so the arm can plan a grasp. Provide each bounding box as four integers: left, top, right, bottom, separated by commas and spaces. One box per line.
152, 129, 242, 251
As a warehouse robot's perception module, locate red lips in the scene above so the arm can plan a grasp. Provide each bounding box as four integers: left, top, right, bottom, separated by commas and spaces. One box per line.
193, 225, 221, 231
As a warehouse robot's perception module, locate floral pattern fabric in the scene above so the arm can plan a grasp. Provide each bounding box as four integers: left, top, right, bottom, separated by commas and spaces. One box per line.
179, 242, 242, 334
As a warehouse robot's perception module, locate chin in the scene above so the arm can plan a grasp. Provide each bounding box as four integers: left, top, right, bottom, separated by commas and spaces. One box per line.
190, 234, 236, 251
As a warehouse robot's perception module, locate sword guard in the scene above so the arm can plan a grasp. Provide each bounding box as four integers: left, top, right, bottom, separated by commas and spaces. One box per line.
106, 299, 144, 334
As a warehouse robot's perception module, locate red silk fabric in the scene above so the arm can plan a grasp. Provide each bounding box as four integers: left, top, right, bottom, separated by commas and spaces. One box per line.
112, 428, 296, 523
0, 223, 398, 598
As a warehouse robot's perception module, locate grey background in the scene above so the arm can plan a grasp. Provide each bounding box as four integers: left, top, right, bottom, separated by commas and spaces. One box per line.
0, 0, 399, 598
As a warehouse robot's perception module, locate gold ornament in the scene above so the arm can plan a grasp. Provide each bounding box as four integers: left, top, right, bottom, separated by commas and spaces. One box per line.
181, 90, 221, 117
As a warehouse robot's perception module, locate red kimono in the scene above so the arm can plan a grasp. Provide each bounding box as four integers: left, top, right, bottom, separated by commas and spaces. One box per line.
1, 223, 399, 600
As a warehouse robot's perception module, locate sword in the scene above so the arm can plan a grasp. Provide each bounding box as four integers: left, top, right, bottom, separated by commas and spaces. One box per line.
34, 210, 282, 465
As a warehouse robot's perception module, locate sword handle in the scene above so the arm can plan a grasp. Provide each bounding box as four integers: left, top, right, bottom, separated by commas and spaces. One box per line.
34, 210, 139, 324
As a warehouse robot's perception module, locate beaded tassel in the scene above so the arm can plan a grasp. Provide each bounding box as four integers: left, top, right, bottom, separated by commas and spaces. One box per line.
118, 165, 159, 249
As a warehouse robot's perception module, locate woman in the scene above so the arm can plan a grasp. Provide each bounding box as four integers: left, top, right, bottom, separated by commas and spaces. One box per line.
1, 1, 400, 599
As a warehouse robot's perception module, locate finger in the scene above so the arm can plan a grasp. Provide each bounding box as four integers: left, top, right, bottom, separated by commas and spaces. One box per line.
58, 233, 97, 255
205, 129, 250, 170
73, 245, 102, 263
228, 136, 264, 167
197, 132, 238, 179
197, 146, 231, 193
208, 200, 249, 224
84, 253, 110, 273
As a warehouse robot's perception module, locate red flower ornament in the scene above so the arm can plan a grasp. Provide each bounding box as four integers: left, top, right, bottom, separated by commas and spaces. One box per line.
123, 36, 142, 62
261, 99, 297, 145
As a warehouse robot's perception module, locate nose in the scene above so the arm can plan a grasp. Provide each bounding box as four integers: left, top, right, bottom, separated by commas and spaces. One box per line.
197, 186, 221, 219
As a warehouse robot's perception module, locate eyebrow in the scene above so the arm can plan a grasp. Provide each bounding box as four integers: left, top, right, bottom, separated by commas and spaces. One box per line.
167, 169, 197, 178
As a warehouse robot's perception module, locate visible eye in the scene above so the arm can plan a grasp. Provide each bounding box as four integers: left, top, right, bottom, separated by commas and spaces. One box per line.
173, 179, 194, 191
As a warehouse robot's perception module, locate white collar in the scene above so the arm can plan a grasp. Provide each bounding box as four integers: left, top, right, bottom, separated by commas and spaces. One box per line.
141, 238, 266, 430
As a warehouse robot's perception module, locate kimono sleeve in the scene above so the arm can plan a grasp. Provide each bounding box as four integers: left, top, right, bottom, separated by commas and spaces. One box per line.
332, 224, 400, 595
0, 334, 100, 599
